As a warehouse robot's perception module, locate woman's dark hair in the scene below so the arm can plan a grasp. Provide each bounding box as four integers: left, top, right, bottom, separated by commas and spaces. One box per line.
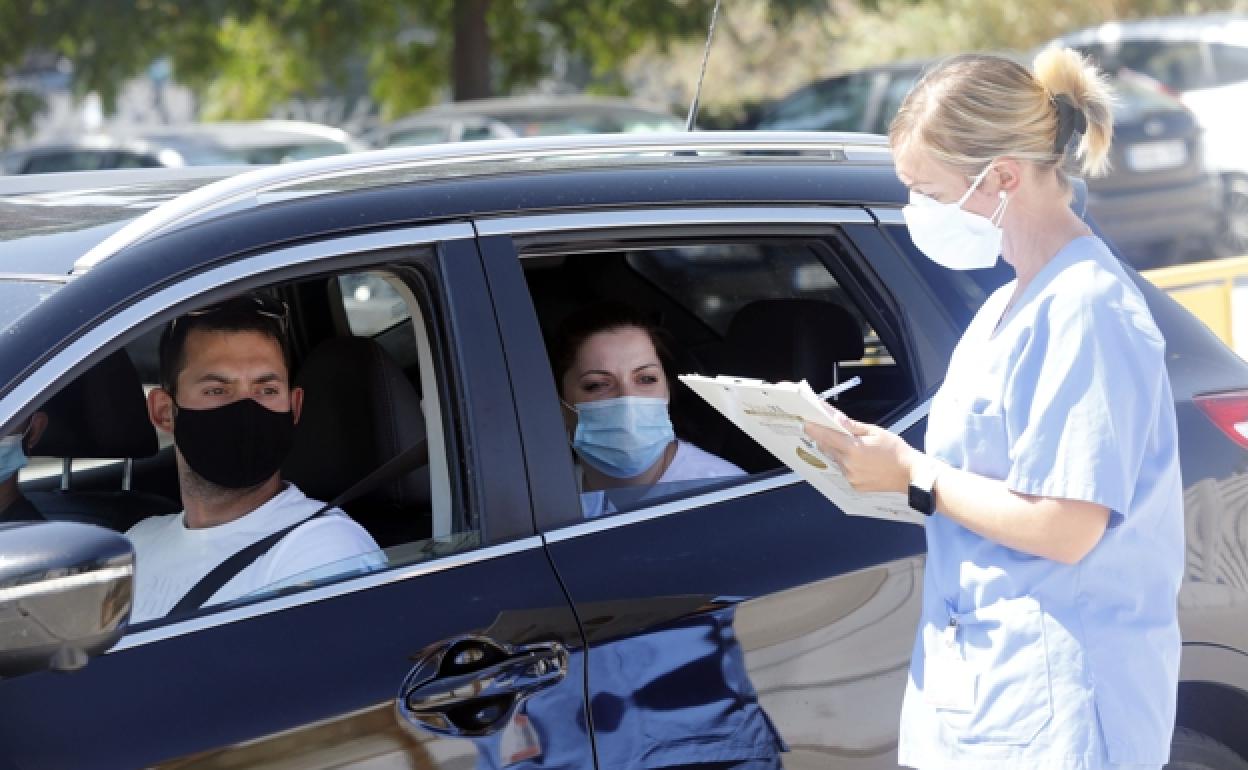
549, 302, 674, 398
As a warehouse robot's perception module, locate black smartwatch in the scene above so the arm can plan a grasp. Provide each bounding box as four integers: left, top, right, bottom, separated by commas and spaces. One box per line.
908, 455, 945, 516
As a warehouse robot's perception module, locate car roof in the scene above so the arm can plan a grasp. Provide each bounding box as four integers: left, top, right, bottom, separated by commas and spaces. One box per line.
1056, 13, 1248, 46
0, 131, 905, 405
0, 167, 247, 275
403, 94, 677, 119
134, 120, 357, 149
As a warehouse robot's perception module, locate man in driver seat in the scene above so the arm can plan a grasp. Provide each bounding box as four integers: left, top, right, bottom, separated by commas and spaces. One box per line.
127, 294, 382, 622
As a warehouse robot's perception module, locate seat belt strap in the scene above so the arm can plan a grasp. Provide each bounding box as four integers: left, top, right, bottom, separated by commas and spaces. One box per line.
165, 438, 429, 618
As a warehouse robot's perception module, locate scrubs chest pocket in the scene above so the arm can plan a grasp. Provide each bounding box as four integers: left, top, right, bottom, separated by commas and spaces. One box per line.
960, 408, 1010, 481
934, 597, 1054, 746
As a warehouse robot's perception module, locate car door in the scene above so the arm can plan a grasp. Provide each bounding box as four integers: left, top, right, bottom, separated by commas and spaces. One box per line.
0, 227, 590, 769
474, 205, 989, 768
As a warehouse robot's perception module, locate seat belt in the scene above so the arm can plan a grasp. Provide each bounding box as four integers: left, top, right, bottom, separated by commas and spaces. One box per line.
166, 439, 429, 618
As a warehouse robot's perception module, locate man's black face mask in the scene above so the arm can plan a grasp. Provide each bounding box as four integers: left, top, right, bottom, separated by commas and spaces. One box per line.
173, 398, 295, 489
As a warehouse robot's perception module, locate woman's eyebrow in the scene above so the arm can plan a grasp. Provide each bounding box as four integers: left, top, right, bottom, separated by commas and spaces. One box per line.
632, 363, 661, 374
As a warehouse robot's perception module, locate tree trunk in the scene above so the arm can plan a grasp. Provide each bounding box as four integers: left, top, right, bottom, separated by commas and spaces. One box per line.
452, 0, 491, 101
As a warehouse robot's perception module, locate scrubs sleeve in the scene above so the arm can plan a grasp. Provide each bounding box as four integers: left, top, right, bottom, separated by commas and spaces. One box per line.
1003, 285, 1165, 525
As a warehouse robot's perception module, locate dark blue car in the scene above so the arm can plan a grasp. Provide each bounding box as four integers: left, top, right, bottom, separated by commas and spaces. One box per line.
0, 133, 1245, 769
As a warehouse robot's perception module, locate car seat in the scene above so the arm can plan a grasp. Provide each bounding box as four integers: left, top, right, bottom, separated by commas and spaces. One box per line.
27, 349, 178, 530
719, 299, 865, 472
282, 336, 431, 548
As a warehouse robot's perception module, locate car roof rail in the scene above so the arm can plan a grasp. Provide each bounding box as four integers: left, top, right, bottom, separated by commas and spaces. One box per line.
71, 130, 890, 274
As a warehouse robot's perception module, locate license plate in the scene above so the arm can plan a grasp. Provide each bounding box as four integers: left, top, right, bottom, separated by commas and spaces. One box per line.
1126, 139, 1188, 172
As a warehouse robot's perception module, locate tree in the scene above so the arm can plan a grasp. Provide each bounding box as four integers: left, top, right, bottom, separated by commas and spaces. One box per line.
2, 0, 800, 142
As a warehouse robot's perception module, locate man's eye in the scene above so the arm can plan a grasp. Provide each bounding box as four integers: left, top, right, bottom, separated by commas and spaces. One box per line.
205, 387, 226, 396
583, 381, 606, 393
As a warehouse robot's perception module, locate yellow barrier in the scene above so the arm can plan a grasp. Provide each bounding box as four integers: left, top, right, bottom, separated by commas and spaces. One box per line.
1143, 256, 1248, 358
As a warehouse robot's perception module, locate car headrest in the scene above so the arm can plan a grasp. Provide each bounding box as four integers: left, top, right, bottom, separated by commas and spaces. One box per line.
725, 299, 865, 391
32, 350, 159, 459
282, 336, 429, 511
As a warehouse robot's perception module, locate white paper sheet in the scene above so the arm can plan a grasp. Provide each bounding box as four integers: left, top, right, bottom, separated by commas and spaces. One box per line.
679, 374, 924, 525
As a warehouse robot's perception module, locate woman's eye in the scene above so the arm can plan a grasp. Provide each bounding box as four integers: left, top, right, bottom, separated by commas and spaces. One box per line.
582, 381, 606, 393
639, 375, 659, 386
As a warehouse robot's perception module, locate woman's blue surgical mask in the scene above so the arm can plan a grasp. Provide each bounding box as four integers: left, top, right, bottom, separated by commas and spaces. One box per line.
569, 396, 675, 479
902, 163, 1010, 271
0, 434, 28, 484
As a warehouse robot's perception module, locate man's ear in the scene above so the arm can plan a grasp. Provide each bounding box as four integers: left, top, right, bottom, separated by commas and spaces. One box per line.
290, 387, 304, 425
148, 387, 175, 434
24, 411, 48, 453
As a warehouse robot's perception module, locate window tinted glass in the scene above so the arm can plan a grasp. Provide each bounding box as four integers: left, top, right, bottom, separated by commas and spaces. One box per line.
1090, 40, 1212, 91
759, 75, 871, 131
388, 126, 449, 146
23, 151, 108, 173
1211, 43, 1248, 86
875, 72, 920, 133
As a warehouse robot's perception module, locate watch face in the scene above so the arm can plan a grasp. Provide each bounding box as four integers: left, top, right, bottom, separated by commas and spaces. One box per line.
908, 484, 934, 515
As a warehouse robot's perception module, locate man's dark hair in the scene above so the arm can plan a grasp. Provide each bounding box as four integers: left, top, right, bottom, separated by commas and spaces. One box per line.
158, 294, 292, 396
548, 302, 675, 398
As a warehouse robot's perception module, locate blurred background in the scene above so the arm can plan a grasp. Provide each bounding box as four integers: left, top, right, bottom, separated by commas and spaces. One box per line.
3, 0, 1248, 268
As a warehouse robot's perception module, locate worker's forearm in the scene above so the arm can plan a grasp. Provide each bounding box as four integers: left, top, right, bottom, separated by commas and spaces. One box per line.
932, 464, 1110, 564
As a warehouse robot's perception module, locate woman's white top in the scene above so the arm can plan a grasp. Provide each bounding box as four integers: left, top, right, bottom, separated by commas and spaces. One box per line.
579, 440, 744, 518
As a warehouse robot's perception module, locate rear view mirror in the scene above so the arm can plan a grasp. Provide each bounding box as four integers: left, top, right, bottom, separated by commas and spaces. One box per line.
0, 521, 133, 678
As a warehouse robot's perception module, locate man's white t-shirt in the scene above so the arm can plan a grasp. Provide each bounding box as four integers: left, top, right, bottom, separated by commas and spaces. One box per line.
126, 483, 383, 622
580, 440, 744, 518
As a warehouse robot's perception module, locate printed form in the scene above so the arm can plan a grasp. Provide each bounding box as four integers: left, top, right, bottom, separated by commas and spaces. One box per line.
679, 374, 925, 525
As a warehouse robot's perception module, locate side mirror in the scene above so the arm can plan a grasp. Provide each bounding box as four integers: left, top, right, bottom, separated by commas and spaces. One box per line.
0, 521, 133, 677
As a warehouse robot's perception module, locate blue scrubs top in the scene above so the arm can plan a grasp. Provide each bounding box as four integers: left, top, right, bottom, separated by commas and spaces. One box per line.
898, 236, 1184, 769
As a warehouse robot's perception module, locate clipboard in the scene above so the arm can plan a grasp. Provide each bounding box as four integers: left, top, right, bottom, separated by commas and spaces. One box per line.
679, 374, 924, 526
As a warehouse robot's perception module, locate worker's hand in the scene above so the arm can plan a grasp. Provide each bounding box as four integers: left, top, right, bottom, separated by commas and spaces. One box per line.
802, 413, 917, 494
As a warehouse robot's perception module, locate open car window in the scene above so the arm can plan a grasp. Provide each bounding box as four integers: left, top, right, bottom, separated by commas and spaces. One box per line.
20, 260, 477, 628
522, 233, 919, 525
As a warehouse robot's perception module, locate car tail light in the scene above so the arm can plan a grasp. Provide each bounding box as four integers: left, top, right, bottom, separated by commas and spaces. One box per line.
1195, 391, 1248, 449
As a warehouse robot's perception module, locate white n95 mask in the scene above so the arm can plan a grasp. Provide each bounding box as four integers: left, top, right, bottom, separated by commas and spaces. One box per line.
902, 164, 1009, 271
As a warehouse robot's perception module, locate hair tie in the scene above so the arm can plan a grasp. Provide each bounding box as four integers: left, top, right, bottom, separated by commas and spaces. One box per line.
1052, 94, 1088, 156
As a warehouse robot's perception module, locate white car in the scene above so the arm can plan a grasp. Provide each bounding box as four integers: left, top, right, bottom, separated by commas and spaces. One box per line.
1051, 14, 1248, 254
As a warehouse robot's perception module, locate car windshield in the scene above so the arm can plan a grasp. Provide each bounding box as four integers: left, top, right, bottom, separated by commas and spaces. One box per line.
0, 279, 64, 333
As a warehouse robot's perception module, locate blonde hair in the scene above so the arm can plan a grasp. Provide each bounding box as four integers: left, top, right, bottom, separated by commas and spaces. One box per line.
889, 48, 1114, 182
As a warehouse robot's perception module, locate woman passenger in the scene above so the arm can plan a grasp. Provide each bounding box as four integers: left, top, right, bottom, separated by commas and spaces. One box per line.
550, 302, 743, 517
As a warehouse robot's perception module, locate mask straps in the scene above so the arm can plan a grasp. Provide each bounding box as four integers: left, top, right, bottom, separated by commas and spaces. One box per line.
989, 189, 1010, 227
956, 163, 995, 207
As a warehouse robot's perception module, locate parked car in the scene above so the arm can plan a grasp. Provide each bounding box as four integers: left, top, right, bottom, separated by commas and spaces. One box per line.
1049, 14, 1248, 255
755, 60, 1222, 268
1, 120, 363, 174
369, 95, 683, 147
0, 133, 1245, 769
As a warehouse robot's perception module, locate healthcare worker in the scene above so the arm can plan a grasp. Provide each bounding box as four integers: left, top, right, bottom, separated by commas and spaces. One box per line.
804, 49, 1184, 769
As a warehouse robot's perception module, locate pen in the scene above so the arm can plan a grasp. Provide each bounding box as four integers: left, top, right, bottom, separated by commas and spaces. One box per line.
819, 375, 862, 401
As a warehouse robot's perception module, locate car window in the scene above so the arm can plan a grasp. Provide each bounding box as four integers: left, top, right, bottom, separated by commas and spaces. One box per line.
338, 273, 411, 336
875, 72, 920, 134
1211, 42, 1248, 86
1085, 40, 1213, 92
22, 150, 109, 174
522, 234, 919, 523
758, 74, 872, 131
112, 152, 163, 169
387, 126, 450, 146
21, 264, 475, 627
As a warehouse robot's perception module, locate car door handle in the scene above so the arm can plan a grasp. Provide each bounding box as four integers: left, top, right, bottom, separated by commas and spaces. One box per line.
398, 636, 568, 736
